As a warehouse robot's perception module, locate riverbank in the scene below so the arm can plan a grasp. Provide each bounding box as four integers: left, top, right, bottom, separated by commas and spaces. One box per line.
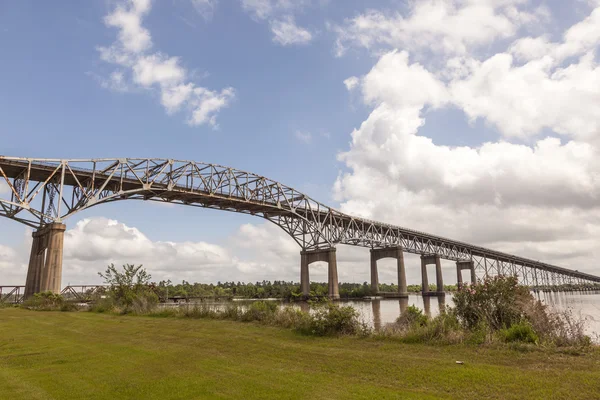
1, 308, 599, 399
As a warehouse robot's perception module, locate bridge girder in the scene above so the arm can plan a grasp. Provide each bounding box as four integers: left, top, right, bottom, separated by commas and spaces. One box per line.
1, 156, 600, 287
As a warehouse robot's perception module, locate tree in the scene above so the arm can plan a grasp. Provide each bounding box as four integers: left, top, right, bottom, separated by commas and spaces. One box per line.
98, 264, 152, 306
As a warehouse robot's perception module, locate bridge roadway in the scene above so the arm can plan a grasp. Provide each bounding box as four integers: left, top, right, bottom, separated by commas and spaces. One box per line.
1, 156, 599, 299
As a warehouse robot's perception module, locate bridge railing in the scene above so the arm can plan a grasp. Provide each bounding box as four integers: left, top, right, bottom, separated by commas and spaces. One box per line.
0, 286, 25, 304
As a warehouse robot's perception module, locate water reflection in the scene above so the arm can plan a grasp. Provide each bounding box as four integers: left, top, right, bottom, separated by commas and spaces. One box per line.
372, 300, 382, 330
399, 297, 408, 314
423, 296, 431, 317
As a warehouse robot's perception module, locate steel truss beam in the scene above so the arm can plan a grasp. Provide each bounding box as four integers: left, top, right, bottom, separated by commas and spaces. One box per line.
2, 156, 600, 287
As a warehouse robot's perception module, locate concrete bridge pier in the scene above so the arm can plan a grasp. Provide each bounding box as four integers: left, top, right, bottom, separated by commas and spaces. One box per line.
370, 246, 408, 297
456, 260, 476, 288
24, 223, 66, 299
300, 248, 339, 299
421, 254, 444, 296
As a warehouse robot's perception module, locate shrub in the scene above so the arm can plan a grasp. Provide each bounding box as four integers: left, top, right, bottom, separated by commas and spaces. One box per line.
453, 276, 530, 331
394, 305, 428, 329
296, 303, 364, 336
89, 297, 117, 313
500, 321, 539, 344
22, 291, 72, 311
240, 301, 278, 322
182, 304, 218, 319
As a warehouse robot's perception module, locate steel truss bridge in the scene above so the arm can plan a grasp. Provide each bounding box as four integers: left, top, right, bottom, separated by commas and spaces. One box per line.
1, 156, 599, 297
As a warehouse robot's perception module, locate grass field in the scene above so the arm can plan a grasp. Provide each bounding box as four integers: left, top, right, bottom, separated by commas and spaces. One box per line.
1, 308, 599, 399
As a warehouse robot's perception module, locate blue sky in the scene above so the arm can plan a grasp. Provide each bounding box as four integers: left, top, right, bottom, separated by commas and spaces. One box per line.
1, 0, 600, 285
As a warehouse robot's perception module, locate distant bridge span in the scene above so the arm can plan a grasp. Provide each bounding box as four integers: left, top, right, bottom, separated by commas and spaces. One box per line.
1, 156, 599, 299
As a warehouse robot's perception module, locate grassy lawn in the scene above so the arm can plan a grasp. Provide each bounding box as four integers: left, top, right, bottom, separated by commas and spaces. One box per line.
1, 308, 599, 399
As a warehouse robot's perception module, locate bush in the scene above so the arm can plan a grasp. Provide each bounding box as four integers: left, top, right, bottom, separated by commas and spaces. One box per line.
500, 321, 539, 344
394, 305, 428, 329
89, 297, 117, 313
453, 276, 530, 331
296, 303, 365, 336
22, 291, 78, 311
182, 304, 218, 319
453, 275, 592, 348
240, 301, 278, 322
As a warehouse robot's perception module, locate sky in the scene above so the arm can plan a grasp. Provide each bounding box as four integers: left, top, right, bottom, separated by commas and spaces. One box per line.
1, 0, 600, 287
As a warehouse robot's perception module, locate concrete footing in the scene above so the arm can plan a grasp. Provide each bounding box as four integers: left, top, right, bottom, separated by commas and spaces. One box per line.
300, 248, 339, 299
370, 246, 408, 297
24, 223, 66, 299
421, 254, 444, 295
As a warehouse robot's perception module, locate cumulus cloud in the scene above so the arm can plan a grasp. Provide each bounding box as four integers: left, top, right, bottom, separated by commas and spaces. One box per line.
331, 0, 549, 57
333, 4, 600, 276
270, 16, 313, 45
191, 0, 218, 20
241, 0, 313, 46
96, 0, 234, 127
343, 76, 359, 91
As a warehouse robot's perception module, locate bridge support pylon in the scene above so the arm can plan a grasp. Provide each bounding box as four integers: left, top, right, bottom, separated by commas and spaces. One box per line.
24, 223, 66, 299
456, 260, 476, 288
300, 248, 339, 300
421, 254, 444, 296
370, 246, 408, 297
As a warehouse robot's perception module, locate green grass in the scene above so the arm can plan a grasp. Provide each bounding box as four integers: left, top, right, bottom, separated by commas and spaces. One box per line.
1, 308, 599, 399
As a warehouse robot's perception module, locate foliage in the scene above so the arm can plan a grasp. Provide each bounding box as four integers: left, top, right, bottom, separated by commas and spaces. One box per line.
22, 291, 78, 311
500, 321, 539, 344
99, 263, 153, 307
149, 280, 459, 301
296, 303, 367, 336
453, 275, 591, 347
453, 276, 530, 331
394, 305, 428, 329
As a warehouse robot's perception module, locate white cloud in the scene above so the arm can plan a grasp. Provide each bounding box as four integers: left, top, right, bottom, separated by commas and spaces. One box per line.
96, 0, 234, 127
294, 130, 312, 143
333, 5, 600, 276
343, 76, 359, 91
241, 0, 313, 46
331, 0, 548, 57
270, 16, 313, 45
191, 0, 218, 20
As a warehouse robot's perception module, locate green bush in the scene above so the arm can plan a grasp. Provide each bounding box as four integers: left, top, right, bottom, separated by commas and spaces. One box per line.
89, 297, 117, 313
296, 303, 365, 336
240, 301, 278, 322
395, 305, 428, 329
22, 291, 76, 311
453, 276, 530, 331
500, 321, 539, 344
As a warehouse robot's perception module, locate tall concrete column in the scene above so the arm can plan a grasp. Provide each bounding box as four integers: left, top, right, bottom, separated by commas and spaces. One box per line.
421, 256, 429, 294
435, 255, 444, 293
24, 236, 43, 298
327, 249, 339, 300
370, 250, 379, 294
300, 248, 339, 300
300, 252, 310, 297
397, 248, 407, 296
24, 223, 66, 298
470, 266, 477, 284
456, 264, 463, 288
